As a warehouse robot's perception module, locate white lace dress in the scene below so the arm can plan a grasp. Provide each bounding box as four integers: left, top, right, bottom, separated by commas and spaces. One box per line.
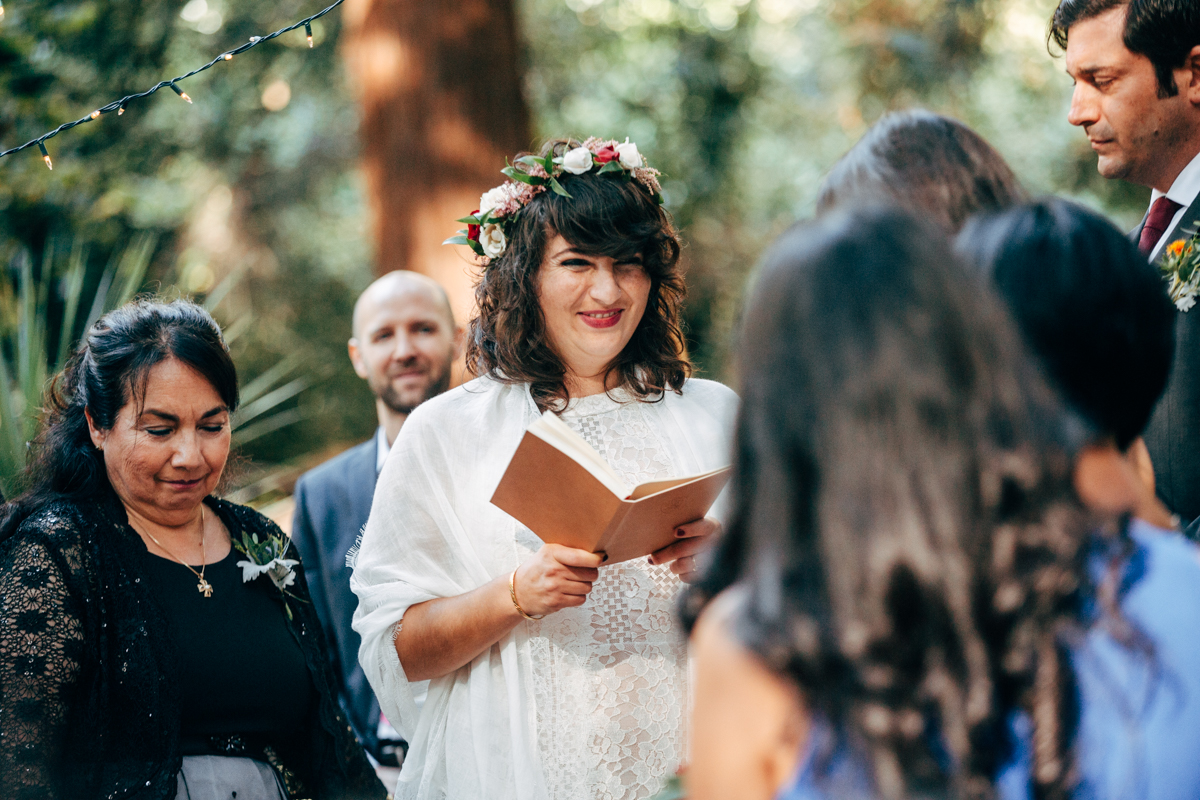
351, 376, 738, 800
523, 389, 688, 800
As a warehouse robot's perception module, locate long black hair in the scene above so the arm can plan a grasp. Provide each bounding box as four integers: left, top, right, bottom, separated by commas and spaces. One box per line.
0, 299, 239, 540
958, 198, 1176, 451
686, 207, 1097, 800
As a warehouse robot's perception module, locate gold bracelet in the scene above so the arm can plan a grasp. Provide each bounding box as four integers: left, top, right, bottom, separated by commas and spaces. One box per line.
509, 570, 545, 621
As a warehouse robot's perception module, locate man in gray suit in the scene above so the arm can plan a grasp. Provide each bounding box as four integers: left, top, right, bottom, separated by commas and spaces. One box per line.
292, 271, 462, 766
1053, 0, 1200, 523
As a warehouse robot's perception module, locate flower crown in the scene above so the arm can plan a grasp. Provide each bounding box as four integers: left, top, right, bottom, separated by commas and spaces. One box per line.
444, 137, 664, 261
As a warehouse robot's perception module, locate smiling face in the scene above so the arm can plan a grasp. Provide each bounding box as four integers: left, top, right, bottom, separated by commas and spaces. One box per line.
1065, 6, 1199, 190
536, 233, 652, 392
349, 275, 462, 417
87, 357, 231, 527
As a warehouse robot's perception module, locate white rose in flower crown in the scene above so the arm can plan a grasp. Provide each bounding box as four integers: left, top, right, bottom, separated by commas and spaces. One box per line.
616, 140, 643, 169
561, 146, 594, 175
479, 185, 512, 218
481, 223, 507, 258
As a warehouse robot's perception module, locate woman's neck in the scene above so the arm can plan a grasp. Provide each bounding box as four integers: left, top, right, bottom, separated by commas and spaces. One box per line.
564, 367, 621, 399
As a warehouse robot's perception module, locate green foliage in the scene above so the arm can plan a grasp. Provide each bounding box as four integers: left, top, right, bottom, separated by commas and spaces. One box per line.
1, 0, 1154, 477
0, 0, 377, 483
521, 0, 1151, 375
0, 236, 152, 498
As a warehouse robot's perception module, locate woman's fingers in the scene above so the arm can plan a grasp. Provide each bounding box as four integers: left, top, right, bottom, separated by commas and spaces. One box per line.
649, 516, 722, 573
550, 544, 605, 569
649, 533, 710, 565
674, 517, 722, 539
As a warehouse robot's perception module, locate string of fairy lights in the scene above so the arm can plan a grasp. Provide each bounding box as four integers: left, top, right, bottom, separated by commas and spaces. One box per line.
0, 0, 345, 169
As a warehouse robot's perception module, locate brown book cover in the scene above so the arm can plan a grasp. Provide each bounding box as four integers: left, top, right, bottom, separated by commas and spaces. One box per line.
490, 414, 731, 564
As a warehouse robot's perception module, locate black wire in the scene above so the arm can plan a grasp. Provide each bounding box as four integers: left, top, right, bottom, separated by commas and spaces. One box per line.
0, 0, 346, 160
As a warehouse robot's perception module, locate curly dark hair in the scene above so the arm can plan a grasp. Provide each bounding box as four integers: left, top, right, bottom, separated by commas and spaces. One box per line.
466, 138, 691, 411
685, 207, 1104, 800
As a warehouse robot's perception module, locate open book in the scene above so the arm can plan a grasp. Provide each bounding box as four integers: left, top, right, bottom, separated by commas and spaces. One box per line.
490, 410, 731, 564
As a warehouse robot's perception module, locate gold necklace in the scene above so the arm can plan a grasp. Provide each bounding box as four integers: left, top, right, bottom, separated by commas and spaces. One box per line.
138, 507, 213, 598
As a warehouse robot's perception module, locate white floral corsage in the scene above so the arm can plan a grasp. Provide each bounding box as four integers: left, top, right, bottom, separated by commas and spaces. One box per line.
234, 531, 304, 619
1159, 230, 1200, 312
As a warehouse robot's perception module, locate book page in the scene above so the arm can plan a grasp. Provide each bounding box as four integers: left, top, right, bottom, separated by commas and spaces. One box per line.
627, 467, 729, 500
528, 411, 630, 498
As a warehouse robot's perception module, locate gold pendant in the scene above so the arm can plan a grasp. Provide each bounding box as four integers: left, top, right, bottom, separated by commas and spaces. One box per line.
197, 578, 213, 598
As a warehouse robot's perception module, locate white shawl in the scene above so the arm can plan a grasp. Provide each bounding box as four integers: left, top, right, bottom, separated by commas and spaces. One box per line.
351, 376, 738, 800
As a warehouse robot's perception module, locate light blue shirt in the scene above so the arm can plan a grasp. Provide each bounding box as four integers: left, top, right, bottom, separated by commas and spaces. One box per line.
779, 519, 1200, 800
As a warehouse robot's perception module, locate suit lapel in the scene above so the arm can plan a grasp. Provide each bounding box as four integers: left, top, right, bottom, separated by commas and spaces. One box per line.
348, 440, 380, 540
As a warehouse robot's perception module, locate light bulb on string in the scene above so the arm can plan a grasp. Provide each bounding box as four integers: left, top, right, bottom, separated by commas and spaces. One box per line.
118, 104, 125, 116
305, 22, 313, 47
90, 110, 101, 120
169, 83, 192, 104
0, 2, 5, 21
223, 53, 233, 61
38, 141, 52, 170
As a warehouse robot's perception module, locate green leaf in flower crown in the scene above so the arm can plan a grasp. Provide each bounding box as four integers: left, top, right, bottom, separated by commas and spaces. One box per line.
502, 166, 545, 186
596, 160, 625, 174
515, 155, 542, 168
541, 154, 556, 174
456, 215, 481, 225
444, 234, 472, 247
549, 177, 572, 198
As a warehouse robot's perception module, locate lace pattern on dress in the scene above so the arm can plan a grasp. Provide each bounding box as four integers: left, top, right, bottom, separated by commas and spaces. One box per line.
526, 390, 688, 800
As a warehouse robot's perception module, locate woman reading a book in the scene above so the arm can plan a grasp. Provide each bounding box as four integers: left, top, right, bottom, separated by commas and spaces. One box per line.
350, 138, 738, 800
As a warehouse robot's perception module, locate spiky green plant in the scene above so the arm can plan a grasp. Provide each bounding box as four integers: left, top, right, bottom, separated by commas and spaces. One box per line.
0, 237, 154, 498
0, 242, 310, 499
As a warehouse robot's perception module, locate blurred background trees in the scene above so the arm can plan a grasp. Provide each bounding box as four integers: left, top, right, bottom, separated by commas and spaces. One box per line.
0, 0, 1148, 500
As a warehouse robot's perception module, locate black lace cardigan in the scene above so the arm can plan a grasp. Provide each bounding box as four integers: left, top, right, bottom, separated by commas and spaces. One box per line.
0, 489, 386, 800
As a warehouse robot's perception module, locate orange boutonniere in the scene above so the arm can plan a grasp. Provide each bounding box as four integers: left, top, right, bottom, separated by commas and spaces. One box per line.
1159, 231, 1200, 312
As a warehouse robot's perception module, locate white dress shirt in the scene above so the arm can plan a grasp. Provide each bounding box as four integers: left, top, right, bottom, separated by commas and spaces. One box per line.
374, 425, 391, 474
1149, 149, 1200, 261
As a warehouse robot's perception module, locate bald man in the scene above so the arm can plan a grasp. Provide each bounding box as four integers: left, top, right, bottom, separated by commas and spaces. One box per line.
292, 271, 463, 769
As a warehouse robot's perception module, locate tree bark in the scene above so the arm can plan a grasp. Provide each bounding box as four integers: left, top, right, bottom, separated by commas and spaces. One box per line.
342, 0, 530, 362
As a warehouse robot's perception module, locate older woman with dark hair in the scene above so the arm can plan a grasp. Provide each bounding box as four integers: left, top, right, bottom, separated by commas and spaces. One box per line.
817, 109, 1027, 233
0, 300, 384, 799
350, 138, 738, 800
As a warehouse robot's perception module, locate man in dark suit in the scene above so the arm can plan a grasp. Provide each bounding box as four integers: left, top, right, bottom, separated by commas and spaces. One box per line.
1053, 0, 1200, 523
292, 271, 462, 767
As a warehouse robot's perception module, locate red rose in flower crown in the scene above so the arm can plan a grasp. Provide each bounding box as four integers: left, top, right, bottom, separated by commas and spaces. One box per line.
593, 144, 620, 164
443, 137, 663, 261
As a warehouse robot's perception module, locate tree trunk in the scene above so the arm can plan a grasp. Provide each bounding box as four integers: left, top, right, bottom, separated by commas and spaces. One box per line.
342, 0, 530, 367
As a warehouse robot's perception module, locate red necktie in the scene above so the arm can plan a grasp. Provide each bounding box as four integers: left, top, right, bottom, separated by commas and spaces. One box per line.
1139, 196, 1184, 255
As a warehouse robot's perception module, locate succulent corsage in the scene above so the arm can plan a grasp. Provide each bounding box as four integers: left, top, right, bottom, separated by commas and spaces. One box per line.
1159, 231, 1200, 312
444, 137, 663, 262
234, 531, 304, 619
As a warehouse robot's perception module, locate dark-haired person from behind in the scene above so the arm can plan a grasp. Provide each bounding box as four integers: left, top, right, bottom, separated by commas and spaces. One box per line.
959, 199, 1178, 529
0, 300, 384, 799
1051, 0, 1200, 521
817, 109, 1027, 233
959, 199, 1200, 799
681, 207, 1200, 800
